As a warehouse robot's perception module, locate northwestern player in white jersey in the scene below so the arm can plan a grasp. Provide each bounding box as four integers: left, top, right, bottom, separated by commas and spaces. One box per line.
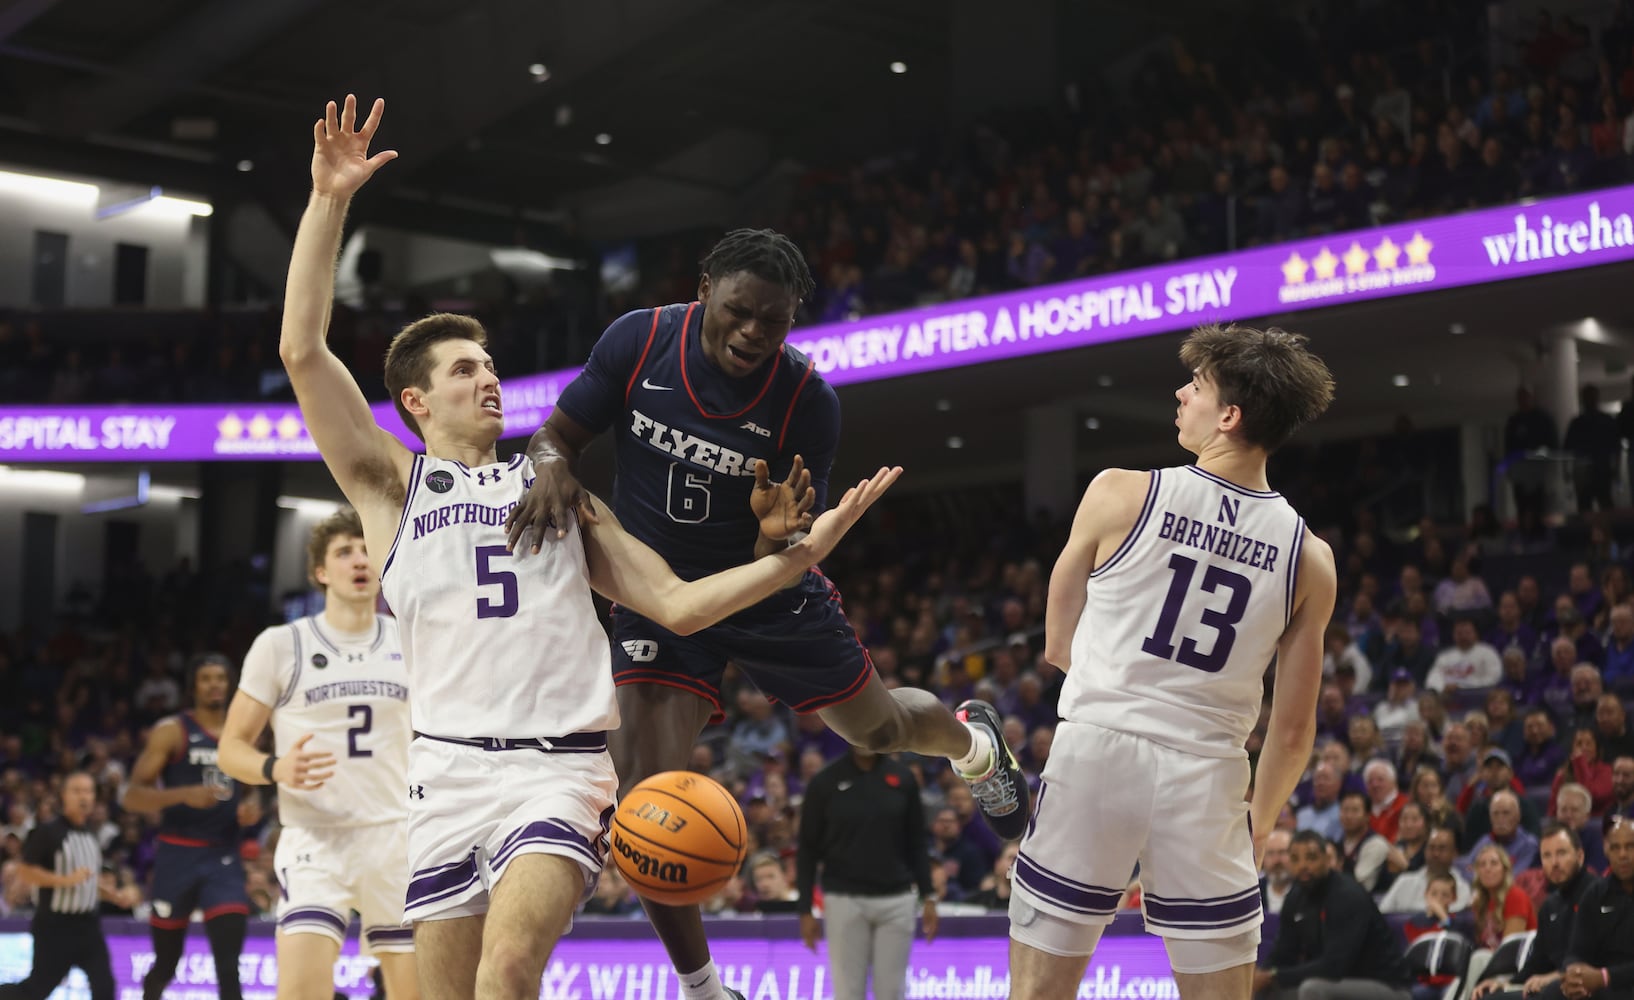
218, 507, 418, 1000
1008, 324, 1337, 1000
276, 94, 899, 1000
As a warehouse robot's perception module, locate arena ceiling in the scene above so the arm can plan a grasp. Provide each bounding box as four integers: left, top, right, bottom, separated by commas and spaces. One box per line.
0, 0, 958, 244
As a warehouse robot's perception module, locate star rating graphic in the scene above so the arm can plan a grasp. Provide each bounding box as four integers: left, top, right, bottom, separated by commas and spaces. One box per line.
1281, 252, 1309, 285
276, 414, 304, 440
1311, 247, 1339, 281
1404, 231, 1434, 266
217, 414, 244, 440
1373, 236, 1402, 271
1343, 242, 1371, 275
247, 414, 272, 440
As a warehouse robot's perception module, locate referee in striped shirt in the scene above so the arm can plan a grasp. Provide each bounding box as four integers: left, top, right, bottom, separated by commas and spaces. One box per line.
0, 772, 138, 1000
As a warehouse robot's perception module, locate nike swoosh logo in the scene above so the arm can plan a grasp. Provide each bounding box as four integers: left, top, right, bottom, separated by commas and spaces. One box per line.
792, 598, 807, 615
641, 378, 673, 391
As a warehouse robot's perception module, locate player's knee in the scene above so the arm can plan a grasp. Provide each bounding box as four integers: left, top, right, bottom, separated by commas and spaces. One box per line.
1008, 897, 1105, 957
1162, 927, 1260, 975
857, 718, 905, 753
480, 934, 547, 994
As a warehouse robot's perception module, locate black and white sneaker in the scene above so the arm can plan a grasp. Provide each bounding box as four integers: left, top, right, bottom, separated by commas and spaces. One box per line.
954, 699, 1031, 841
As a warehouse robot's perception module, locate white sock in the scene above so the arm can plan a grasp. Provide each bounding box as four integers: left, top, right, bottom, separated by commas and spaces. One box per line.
951, 722, 995, 779
679, 960, 728, 1000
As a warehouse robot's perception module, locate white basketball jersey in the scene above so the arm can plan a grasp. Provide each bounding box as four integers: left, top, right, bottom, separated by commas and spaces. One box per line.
379, 454, 618, 739
270, 615, 410, 828
1059, 465, 1306, 758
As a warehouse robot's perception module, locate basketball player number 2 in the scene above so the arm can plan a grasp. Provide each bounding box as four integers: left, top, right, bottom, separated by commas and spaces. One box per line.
1140, 554, 1251, 672
475, 545, 519, 619
347, 705, 373, 758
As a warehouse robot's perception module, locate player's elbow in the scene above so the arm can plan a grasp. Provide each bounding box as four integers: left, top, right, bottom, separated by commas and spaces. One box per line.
1267, 715, 1317, 755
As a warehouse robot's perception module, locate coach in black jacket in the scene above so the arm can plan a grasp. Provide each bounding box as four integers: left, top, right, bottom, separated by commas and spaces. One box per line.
1254, 829, 1411, 1000
1559, 820, 1634, 1000
1473, 822, 1601, 1000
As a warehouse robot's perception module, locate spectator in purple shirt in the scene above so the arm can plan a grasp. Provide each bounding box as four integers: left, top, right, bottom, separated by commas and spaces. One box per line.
1488, 590, 1540, 662
1516, 707, 1568, 790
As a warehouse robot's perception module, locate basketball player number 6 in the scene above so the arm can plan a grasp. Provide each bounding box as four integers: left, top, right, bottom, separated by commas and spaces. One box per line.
1140, 554, 1251, 673
665, 463, 712, 524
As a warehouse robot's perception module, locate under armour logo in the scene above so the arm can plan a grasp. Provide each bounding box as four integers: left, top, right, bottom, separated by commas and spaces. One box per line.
409, 785, 425, 800
476, 470, 495, 485
296, 854, 312, 864
345, 653, 364, 663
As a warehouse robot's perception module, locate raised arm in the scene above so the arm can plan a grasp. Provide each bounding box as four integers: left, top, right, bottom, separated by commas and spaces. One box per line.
278, 94, 411, 509
584, 466, 901, 635
1250, 531, 1337, 860
122, 719, 220, 813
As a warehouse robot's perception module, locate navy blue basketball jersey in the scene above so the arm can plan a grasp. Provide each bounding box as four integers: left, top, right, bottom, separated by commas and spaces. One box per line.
157, 713, 240, 845
556, 303, 841, 579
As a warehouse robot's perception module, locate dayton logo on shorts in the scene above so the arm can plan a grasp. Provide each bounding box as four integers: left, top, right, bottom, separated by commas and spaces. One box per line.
620, 640, 659, 663
424, 470, 454, 494
613, 832, 689, 885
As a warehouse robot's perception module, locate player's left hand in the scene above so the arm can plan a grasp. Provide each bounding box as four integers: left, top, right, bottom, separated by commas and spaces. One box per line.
797, 465, 902, 564
310, 94, 397, 200
751, 456, 815, 541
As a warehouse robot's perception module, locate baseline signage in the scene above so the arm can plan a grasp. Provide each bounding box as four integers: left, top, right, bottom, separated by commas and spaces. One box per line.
4, 184, 1631, 462
0, 928, 1178, 999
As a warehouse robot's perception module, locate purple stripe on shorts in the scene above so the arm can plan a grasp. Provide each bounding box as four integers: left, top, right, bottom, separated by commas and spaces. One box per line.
1143, 887, 1262, 926
406, 853, 480, 908
1013, 854, 1122, 915
279, 907, 347, 932
492, 820, 599, 871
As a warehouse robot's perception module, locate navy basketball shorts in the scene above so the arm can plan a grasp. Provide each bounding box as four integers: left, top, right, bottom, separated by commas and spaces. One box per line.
148, 838, 249, 929
610, 570, 873, 723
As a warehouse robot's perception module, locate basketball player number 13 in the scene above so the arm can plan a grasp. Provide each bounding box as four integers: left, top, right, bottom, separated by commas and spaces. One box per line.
1140, 554, 1251, 673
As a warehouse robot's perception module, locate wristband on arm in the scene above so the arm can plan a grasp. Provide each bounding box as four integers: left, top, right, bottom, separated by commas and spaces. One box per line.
261, 755, 278, 783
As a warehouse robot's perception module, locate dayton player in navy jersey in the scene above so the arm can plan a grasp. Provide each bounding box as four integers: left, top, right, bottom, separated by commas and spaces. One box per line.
124, 654, 259, 1000
508, 230, 1029, 1000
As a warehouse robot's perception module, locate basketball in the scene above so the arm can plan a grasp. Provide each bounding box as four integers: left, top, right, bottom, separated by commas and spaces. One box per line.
610, 771, 747, 906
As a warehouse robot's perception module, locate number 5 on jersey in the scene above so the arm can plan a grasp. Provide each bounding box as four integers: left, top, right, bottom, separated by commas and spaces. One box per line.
475, 545, 518, 619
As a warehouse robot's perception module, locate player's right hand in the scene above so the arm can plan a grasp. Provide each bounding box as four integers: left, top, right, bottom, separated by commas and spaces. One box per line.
797, 466, 902, 564
65, 867, 94, 886
311, 94, 397, 200
273, 734, 337, 791
505, 457, 597, 552
181, 785, 225, 810
799, 913, 821, 951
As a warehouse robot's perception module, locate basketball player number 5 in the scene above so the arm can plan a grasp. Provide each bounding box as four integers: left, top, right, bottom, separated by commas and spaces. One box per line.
475, 545, 519, 619
1140, 554, 1251, 672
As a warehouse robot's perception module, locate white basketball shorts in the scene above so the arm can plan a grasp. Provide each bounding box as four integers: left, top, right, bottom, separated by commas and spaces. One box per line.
275, 821, 414, 954
1010, 720, 1262, 939
403, 737, 618, 923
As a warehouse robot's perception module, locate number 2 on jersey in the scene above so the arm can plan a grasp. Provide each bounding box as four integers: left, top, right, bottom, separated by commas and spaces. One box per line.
347, 704, 373, 758
1140, 554, 1252, 672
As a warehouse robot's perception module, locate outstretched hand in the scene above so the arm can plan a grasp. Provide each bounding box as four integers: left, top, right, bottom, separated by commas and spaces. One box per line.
751, 456, 815, 541
311, 94, 398, 199
797, 466, 902, 564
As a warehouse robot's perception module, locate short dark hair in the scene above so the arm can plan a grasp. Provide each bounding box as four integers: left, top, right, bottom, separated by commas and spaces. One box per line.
1339, 789, 1370, 810
306, 507, 365, 589
186, 652, 234, 704
1289, 829, 1329, 853
1539, 820, 1582, 851
383, 313, 488, 440
1178, 323, 1335, 451
701, 228, 815, 299
1426, 872, 1457, 892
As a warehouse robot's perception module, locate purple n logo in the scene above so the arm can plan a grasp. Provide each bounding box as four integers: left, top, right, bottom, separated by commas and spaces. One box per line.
1217, 495, 1240, 526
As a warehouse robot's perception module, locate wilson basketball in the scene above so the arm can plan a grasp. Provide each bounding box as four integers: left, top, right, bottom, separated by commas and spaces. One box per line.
610, 771, 747, 906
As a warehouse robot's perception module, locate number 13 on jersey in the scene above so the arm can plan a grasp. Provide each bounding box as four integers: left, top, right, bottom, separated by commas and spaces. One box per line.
1140, 554, 1252, 673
